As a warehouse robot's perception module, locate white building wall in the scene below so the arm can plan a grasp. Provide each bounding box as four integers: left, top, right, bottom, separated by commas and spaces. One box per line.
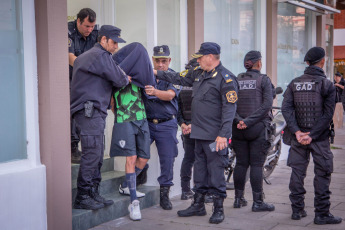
334, 29, 345, 46
0, 0, 47, 229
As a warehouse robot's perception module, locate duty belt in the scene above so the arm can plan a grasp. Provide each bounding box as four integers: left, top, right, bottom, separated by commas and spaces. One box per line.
147, 115, 175, 124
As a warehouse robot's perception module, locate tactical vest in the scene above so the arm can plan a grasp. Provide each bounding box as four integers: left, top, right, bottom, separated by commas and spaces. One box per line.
179, 87, 193, 121
292, 74, 323, 130
236, 71, 264, 118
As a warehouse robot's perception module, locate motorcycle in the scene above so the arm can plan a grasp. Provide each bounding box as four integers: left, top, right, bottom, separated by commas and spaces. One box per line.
225, 87, 286, 189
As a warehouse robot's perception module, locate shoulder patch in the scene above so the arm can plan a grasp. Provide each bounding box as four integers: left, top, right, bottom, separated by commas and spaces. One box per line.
180, 70, 188, 77
222, 73, 234, 83
226, 91, 238, 103
68, 38, 72, 47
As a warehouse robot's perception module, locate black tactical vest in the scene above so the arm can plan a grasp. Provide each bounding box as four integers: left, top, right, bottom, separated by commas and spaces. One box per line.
179, 87, 193, 121
236, 71, 264, 118
291, 74, 323, 130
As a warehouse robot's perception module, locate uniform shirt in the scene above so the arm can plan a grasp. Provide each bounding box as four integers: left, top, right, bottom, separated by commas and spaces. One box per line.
156, 62, 238, 141
71, 43, 129, 116
143, 76, 180, 120
68, 20, 98, 80
177, 87, 193, 126
282, 65, 336, 142
114, 84, 146, 123
234, 69, 273, 127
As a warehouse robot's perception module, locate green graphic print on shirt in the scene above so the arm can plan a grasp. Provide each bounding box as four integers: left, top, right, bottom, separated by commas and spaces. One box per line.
114, 84, 146, 123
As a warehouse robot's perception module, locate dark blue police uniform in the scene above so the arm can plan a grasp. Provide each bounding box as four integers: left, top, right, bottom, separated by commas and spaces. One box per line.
71, 25, 128, 210
68, 20, 98, 162
143, 78, 180, 187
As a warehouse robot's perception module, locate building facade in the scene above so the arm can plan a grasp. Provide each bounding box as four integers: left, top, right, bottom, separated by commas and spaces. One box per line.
0, 0, 341, 229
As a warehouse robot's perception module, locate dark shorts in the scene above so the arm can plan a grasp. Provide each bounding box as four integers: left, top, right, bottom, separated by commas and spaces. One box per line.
110, 119, 151, 159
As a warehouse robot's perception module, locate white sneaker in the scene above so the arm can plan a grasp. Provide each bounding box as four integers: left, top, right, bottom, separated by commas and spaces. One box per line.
119, 184, 145, 198
128, 200, 141, 221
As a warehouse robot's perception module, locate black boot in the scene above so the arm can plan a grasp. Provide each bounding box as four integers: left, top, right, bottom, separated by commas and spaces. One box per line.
209, 195, 224, 224
91, 184, 114, 206
314, 213, 342, 225
291, 210, 307, 220
177, 193, 207, 217
252, 191, 275, 212
137, 164, 149, 186
160, 186, 172, 210
233, 190, 247, 208
181, 190, 194, 200
74, 188, 104, 210
71, 142, 81, 164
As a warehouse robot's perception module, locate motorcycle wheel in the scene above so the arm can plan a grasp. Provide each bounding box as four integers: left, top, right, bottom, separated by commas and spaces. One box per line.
263, 139, 282, 179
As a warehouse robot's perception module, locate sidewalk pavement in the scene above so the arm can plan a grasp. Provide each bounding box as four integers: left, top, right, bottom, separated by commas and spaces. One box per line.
91, 127, 345, 230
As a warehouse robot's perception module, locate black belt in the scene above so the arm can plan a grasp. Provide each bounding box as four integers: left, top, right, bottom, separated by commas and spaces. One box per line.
147, 115, 175, 124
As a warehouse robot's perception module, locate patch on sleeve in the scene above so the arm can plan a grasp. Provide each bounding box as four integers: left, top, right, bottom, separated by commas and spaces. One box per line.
180, 70, 188, 77
68, 38, 72, 47
226, 91, 237, 103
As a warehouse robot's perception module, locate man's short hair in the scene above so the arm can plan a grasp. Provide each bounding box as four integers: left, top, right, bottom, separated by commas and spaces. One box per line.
77, 8, 96, 24
213, 54, 220, 60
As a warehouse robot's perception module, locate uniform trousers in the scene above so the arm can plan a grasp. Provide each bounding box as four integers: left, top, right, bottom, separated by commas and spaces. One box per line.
193, 139, 228, 198
232, 122, 269, 193
180, 134, 195, 191
74, 109, 106, 191
149, 119, 178, 187
287, 138, 333, 216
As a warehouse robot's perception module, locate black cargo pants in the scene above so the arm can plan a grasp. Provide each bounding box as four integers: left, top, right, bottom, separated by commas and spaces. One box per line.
287, 138, 333, 216
74, 109, 106, 191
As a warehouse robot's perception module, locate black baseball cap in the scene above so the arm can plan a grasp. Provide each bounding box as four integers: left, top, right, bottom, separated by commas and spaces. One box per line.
191, 42, 221, 58
99, 25, 126, 43
335, 72, 342, 77
153, 45, 170, 58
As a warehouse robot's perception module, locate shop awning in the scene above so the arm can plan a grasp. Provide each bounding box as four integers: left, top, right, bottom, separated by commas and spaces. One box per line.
280, 0, 341, 14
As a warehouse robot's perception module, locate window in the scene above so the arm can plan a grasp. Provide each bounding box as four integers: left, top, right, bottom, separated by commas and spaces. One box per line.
0, 0, 27, 163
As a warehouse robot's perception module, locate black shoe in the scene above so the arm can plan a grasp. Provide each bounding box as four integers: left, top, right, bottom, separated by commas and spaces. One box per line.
204, 194, 213, 203
252, 191, 275, 212
177, 193, 207, 217
314, 213, 342, 225
233, 190, 247, 208
181, 190, 194, 200
209, 196, 224, 224
160, 186, 172, 210
291, 210, 307, 220
91, 185, 114, 206
71, 144, 81, 164
74, 189, 104, 210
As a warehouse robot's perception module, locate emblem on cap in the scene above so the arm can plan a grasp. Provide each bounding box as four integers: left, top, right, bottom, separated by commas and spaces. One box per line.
159, 47, 164, 54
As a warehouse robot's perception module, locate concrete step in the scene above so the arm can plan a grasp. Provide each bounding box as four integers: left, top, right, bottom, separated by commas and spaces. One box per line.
71, 157, 114, 181
72, 185, 160, 230
72, 170, 126, 201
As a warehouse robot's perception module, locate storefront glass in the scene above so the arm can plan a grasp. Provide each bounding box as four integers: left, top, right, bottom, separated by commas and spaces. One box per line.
157, 0, 181, 71
277, 3, 313, 104
0, 0, 27, 162
204, 0, 259, 75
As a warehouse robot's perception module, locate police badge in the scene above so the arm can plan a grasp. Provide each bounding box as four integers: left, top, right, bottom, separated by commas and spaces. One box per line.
226, 91, 238, 103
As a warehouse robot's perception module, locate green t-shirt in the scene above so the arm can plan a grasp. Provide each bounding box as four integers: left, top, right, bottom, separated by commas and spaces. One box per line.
114, 84, 146, 123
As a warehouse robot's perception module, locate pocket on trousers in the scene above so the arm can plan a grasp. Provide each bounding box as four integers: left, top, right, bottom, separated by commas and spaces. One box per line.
81, 135, 98, 149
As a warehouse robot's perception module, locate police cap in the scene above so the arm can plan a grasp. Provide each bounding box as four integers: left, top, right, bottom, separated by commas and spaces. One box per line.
99, 25, 126, 43
244, 50, 262, 69
153, 45, 170, 58
304, 47, 325, 65
191, 42, 221, 58
335, 72, 342, 77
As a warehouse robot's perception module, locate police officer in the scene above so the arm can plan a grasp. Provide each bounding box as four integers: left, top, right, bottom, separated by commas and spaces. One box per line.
71, 25, 129, 210
143, 45, 180, 210
68, 8, 98, 163
178, 58, 198, 200
334, 72, 344, 105
232, 51, 275, 212
282, 47, 342, 225
154, 42, 238, 224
